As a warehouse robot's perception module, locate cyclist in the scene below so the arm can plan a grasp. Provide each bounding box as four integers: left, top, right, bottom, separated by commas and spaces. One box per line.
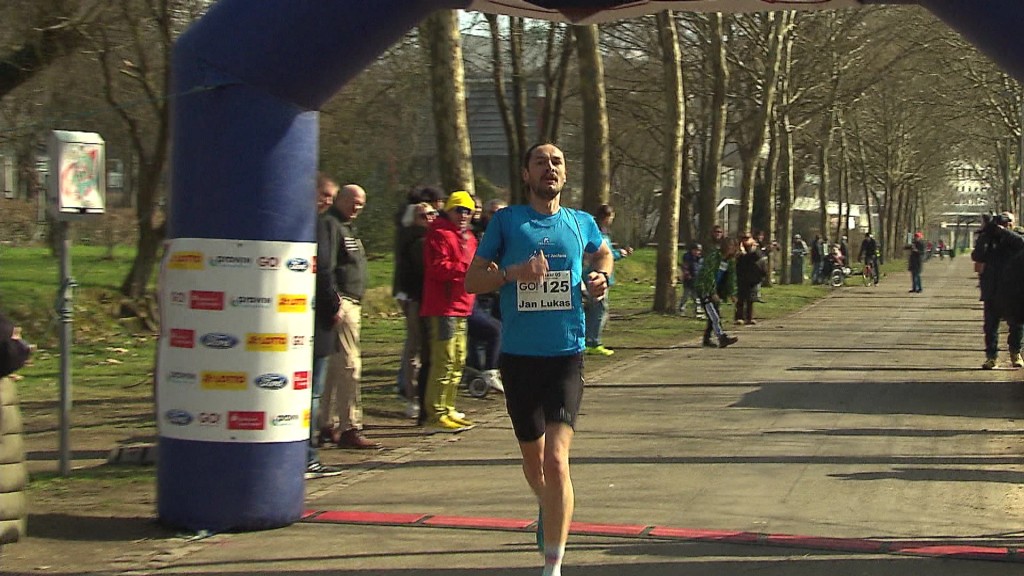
858, 232, 880, 285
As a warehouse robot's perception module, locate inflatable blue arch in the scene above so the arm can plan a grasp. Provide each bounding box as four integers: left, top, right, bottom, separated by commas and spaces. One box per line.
160, 0, 1024, 532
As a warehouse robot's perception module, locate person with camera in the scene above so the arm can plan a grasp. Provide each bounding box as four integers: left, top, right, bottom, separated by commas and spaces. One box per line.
971, 212, 1024, 369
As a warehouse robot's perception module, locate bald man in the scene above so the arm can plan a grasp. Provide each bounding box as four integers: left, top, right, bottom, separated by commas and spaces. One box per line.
316, 183, 380, 449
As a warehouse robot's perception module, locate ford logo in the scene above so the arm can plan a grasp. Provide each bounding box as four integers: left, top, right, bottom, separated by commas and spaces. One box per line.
253, 373, 288, 390
286, 257, 310, 272
200, 333, 239, 349
165, 409, 193, 426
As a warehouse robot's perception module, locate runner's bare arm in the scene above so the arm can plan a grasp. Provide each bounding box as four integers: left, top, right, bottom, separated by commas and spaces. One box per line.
465, 256, 503, 294
585, 241, 615, 299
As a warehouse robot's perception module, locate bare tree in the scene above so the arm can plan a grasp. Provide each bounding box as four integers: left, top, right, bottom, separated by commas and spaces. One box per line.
652, 10, 684, 313
421, 10, 475, 195
698, 13, 728, 241
574, 24, 610, 213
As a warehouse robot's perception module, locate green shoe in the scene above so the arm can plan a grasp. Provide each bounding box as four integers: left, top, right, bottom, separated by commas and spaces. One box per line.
586, 345, 614, 356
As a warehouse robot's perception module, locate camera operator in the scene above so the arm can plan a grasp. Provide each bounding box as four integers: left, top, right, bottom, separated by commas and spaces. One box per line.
971, 212, 1024, 369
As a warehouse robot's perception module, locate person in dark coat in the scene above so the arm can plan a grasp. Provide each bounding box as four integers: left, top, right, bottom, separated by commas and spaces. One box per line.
972, 213, 1024, 369
734, 233, 765, 325
907, 231, 925, 293
0, 310, 31, 545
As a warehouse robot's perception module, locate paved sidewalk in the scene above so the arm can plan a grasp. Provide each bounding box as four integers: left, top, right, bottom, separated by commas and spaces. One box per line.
22, 255, 1024, 575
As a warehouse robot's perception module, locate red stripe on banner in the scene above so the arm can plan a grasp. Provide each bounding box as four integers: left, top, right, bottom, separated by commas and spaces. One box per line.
423, 515, 535, 530
309, 510, 428, 525
894, 545, 1011, 559
300, 510, 1021, 562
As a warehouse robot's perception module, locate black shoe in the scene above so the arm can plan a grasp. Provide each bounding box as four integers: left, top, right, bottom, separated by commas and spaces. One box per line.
719, 335, 739, 348
702, 339, 717, 348
305, 462, 343, 480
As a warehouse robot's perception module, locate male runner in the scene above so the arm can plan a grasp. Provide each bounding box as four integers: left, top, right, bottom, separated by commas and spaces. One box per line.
466, 143, 613, 576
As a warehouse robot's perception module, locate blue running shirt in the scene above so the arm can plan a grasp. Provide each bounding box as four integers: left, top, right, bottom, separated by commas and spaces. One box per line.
476, 205, 604, 356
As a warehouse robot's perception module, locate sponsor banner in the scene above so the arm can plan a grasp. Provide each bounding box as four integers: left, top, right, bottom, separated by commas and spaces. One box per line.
157, 237, 315, 443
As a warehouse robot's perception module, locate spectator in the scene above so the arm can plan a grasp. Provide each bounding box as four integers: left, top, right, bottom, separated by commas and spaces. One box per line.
0, 310, 30, 546
467, 198, 507, 393
419, 191, 478, 431
791, 234, 808, 284
308, 174, 343, 477
697, 236, 739, 348
907, 231, 925, 293
858, 232, 880, 285
678, 243, 704, 317
810, 234, 824, 284
971, 212, 1024, 369
734, 233, 765, 325
395, 201, 437, 418
584, 203, 632, 356
317, 184, 381, 449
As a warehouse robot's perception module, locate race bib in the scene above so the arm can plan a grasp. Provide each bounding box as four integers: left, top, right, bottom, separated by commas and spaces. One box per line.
516, 270, 573, 311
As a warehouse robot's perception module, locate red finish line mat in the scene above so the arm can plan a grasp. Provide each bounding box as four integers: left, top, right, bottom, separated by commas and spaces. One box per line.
300, 510, 1023, 563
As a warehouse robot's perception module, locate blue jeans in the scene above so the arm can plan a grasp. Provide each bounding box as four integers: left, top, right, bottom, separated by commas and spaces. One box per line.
307, 355, 330, 465
584, 295, 609, 347
910, 270, 922, 292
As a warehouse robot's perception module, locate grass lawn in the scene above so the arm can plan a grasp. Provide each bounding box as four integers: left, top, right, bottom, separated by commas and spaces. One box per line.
4, 243, 890, 497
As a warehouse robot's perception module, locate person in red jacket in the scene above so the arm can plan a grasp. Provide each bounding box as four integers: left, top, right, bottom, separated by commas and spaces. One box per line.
418, 191, 479, 431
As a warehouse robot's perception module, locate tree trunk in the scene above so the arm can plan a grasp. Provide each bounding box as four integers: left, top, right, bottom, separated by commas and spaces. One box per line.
421, 10, 474, 195
486, 14, 521, 203
510, 17, 528, 200
700, 13, 729, 240
818, 108, 836, 239
653, 10, 684, 313
776, 25, 795, 284
739, 12, 788, 236
574, 24, 610, 213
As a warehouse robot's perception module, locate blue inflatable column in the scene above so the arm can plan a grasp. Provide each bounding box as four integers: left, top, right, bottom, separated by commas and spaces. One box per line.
919, 0, 1024, 84
159, 0, 465, 532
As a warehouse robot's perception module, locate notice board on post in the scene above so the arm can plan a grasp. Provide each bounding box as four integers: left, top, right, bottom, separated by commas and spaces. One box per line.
48, 130, 106, 220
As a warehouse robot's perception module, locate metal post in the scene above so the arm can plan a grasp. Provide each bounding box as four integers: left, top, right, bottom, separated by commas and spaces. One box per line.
57, 221, 76, 476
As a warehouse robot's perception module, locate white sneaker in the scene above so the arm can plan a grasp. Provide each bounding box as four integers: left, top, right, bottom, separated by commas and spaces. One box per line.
404, 401, 420, 419
482, 369, 504, 393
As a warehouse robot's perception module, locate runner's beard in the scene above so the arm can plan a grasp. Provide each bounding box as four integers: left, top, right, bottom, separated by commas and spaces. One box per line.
532, 185, 561, 201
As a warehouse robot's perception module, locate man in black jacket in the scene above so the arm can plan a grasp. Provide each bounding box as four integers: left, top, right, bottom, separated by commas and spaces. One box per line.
316, 183, 380, 449
972, 212, 1024, 369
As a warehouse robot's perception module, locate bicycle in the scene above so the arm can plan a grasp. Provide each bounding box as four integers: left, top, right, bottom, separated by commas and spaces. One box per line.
860, 261, 876, 284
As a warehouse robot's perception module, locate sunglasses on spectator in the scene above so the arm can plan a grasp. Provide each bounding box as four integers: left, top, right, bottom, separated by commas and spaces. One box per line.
454, 206, 473, 215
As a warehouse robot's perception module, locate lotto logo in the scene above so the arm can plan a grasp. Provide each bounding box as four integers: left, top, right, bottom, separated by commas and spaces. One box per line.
276, 294, 308, 313
245, 333, 288, 352
201, 371, 248, 390
293, 371, 310, 390
168, 251, 204, 270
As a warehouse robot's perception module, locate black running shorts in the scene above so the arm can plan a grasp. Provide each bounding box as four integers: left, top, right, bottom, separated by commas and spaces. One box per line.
499, 352, 584, 442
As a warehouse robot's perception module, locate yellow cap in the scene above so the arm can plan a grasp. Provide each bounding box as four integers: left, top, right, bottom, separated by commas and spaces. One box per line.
445, 191, 475, 212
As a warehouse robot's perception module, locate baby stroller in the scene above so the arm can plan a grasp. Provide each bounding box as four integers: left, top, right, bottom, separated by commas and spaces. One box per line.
460, 295, 503, 398
822, 255, 850, 288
